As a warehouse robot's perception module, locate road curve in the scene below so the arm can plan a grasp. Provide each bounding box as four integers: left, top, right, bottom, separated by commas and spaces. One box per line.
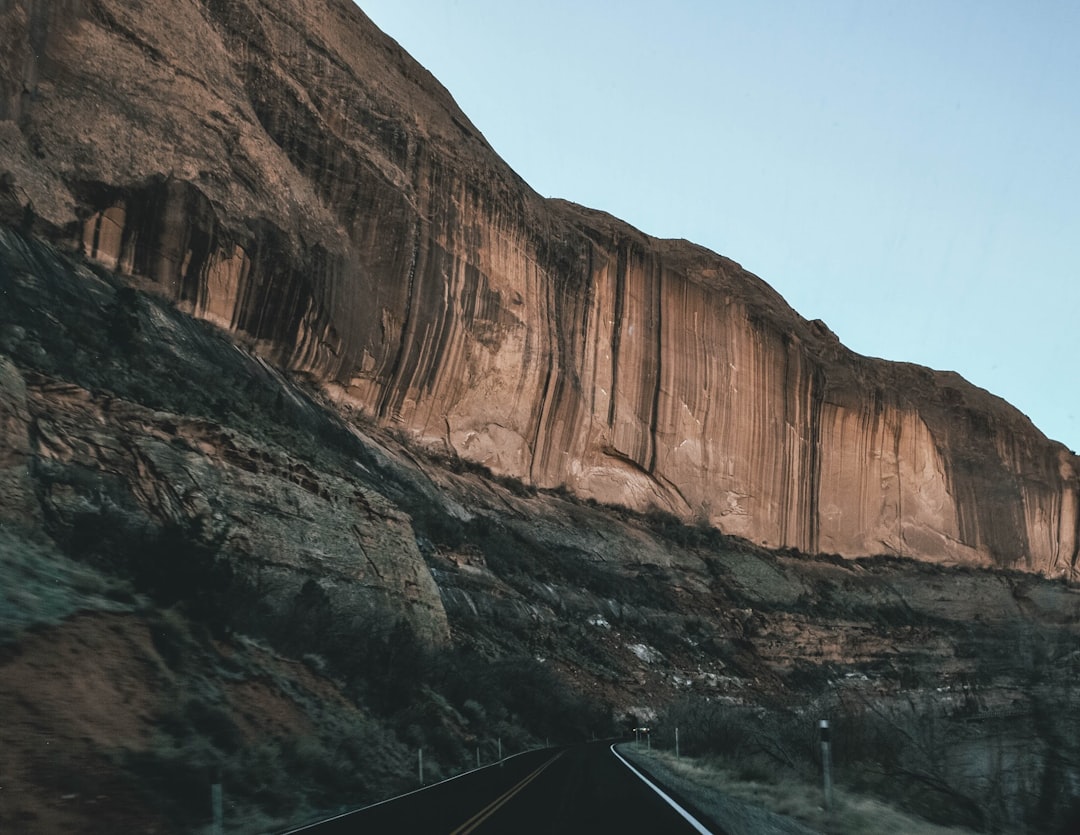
284, 741, 716, 834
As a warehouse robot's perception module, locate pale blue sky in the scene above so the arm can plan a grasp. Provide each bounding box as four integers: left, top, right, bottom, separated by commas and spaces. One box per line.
357, 1, 1079, 452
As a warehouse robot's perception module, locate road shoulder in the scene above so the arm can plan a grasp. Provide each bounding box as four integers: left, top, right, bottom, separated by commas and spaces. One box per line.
615, 745, 820, 835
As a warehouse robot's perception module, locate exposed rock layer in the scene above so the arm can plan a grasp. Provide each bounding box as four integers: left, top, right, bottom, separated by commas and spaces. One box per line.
1, 0, 1076, 572
0, 228, 449, 644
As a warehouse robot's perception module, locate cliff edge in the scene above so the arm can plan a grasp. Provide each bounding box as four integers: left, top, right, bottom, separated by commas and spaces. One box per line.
1, 0, 1076, 572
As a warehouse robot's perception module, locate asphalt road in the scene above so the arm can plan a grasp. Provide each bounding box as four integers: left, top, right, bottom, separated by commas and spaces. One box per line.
286, 741, 715, 834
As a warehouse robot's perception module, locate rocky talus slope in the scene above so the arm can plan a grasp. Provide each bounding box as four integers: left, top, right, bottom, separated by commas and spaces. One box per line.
0, 0, 1076, 572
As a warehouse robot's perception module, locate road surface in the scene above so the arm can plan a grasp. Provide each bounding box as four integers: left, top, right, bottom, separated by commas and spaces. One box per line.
286, 741, 715, 834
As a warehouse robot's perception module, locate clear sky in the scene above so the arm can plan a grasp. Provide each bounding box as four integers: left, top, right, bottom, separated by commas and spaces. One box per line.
356, 1, 1079, 452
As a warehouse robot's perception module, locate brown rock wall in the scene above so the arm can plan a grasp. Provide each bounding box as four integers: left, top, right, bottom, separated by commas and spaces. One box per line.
1, 0, 1077, 573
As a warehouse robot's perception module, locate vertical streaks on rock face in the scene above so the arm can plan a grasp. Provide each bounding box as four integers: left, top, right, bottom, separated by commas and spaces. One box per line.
933, 406, 1079, 570
817, 397, 959, 560
0, 0, 82, 122
1056, 454, 1080, 572
613, 245, 662, 473
2, 0, 1077, 573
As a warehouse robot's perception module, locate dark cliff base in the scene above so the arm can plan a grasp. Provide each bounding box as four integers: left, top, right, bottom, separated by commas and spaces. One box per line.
3, 229, 1080, 833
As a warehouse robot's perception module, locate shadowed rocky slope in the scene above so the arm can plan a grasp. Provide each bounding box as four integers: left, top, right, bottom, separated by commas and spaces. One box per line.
1, 0, 1077, 572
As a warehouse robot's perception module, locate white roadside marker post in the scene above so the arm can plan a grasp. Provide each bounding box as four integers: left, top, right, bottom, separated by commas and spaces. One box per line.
820, 719, 833, 811
211, 781, 223, 835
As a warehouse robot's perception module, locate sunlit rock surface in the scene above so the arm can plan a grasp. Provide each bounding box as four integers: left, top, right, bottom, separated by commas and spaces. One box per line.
1, 0, 1076, 573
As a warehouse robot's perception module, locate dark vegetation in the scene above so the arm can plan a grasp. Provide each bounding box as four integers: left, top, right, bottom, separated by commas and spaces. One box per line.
654, 624, 1080, 835
112, 599, 611, 832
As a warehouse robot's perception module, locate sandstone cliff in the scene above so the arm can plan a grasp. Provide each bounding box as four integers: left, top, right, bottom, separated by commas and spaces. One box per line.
1, 0, 1076, 572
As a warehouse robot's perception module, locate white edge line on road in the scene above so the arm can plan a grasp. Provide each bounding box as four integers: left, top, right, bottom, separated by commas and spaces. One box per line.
278, 747, 546, 834
609, 744, 714, 835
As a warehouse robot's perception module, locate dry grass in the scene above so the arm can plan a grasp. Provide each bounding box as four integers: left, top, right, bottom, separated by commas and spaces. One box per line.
0, 529, 137, 642
629, 748, 978, 835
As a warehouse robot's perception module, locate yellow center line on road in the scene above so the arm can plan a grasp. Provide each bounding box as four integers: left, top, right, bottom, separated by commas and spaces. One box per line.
450, 751, 565, 835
